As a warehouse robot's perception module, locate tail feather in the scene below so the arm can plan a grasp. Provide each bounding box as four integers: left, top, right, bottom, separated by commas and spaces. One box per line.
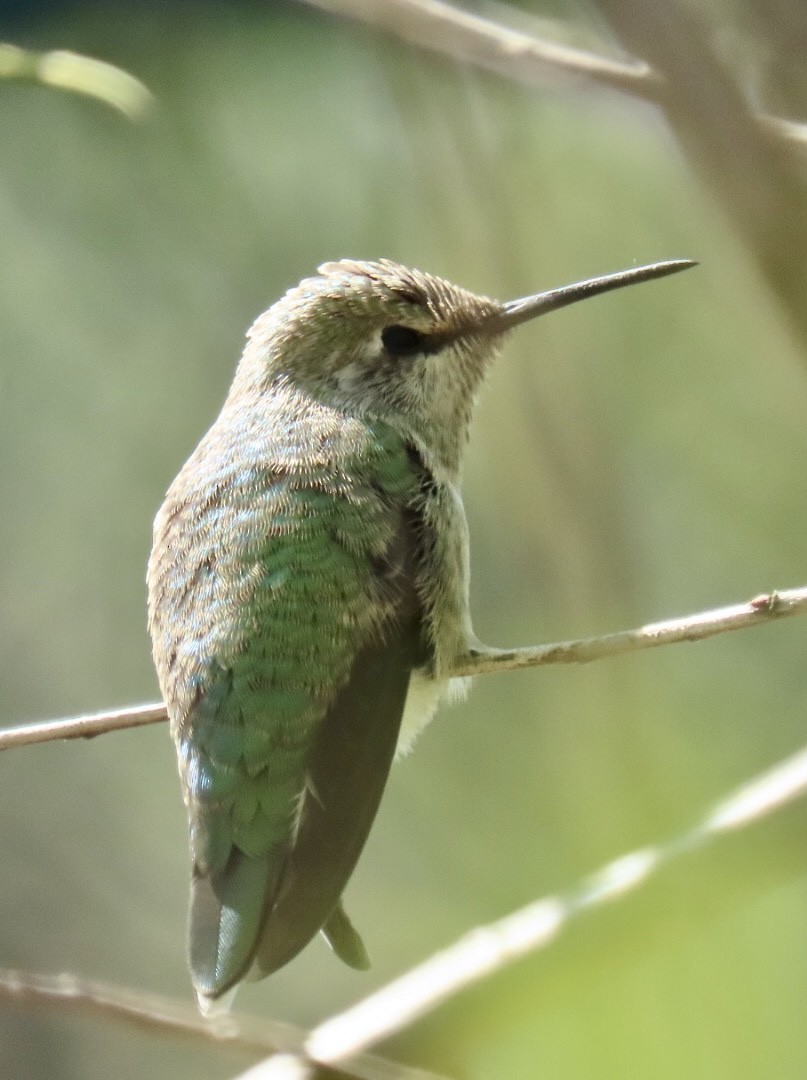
189, 848, 281, 1003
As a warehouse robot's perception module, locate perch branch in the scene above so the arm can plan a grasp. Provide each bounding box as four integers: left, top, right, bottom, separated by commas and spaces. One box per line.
3, 587, 806, 751
0, 702, 167, 751
453, 587, 807, 676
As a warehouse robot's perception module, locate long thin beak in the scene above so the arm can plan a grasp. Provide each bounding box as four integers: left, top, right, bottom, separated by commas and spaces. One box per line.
488, 259, 696, 334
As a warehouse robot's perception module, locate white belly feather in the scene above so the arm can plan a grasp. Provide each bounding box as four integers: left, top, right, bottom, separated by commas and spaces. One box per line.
395, 671, 472, 757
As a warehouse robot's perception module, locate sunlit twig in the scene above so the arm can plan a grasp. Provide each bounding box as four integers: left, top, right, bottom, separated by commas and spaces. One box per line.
245, 746, 807, 1073
4, 745, 805, 1078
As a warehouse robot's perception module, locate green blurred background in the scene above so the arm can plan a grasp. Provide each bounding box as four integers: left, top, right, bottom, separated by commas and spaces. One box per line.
2, 2, 807, 1077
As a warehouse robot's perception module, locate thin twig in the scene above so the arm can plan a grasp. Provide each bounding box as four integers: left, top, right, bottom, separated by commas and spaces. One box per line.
0, 970, 447, 1080
0, 969, 298, 1056
299, 0, 656, 94
452, 587, 807, 677
3, 587, 806, 750
0, 702, 167, 751
293, 0, 807, 151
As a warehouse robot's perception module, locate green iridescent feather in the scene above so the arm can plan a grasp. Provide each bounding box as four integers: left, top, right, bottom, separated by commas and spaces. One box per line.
149, 403, 425, 998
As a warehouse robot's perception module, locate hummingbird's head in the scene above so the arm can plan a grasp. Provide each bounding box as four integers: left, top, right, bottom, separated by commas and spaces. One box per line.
241, 259, 504, 469
238, 257, 695, 472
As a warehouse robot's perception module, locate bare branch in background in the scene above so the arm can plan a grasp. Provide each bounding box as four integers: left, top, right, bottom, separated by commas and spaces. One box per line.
0, 970, 447, 1080
299, 0, 656, 96
3, 587, 806, 750
5, 742, 806, 1078
234, 745, 807, 1076
293, 0, 807, 351
0, 969, 299, 1057
590, 0, 807, 348
294, 0, 807, 151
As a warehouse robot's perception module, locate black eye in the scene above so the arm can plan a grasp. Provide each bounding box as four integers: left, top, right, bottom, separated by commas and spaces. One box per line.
381, 325, 427, 357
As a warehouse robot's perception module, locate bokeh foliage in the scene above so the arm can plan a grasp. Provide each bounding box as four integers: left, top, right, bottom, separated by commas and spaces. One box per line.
1, 2, 806, 1077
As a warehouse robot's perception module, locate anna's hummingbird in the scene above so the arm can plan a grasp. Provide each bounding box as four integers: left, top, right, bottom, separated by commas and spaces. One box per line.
147, 256, 692, 1012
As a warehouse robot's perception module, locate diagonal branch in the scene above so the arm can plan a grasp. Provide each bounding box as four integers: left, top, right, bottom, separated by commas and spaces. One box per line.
590, 0, 807, 349
6, 727, 806, 1077
0, 970, 447, 1080
2, 587, 806, 751
10, 733, 804, 1080
293, 0, 807, 151
257, 744, 807, 1073
298, 0, 656, 96
0, 969, 292, 1056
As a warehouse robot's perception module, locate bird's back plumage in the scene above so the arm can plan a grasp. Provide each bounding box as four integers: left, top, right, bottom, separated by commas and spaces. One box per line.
148, 389, 428, 1004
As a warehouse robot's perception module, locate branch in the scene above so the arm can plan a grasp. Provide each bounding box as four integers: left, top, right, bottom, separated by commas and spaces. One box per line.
0, 970, 447, 1080
6, 730, 805, 1079
0, 702, 167, 751
0, 42, 154, 119
9, 727, 804, 1080
254, 744, 807, 1073
3, 587, 806, 750
0, 969, 291, 1055
293, 0, 807, 151
589, 0, 807, 350
299, 0, 656, 95
453, 587, 807, 676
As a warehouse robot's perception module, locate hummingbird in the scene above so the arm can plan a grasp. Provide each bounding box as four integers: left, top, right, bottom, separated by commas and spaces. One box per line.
147, 256, 693, 1013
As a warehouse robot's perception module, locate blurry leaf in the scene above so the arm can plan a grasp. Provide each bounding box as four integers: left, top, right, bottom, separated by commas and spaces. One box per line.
0, 42, 154, 120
